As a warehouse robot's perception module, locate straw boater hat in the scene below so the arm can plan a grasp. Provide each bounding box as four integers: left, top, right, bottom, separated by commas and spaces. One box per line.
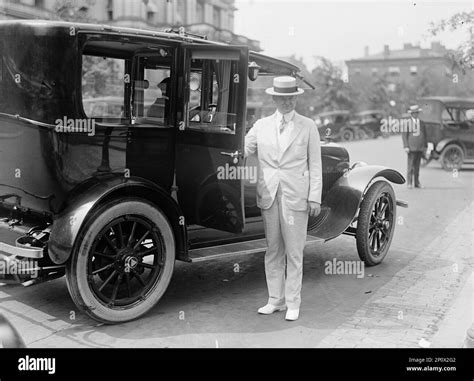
266, 76, 304, 96
407, 105, 422, 114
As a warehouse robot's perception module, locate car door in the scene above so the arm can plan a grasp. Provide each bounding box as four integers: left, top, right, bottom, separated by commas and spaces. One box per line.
175, 44, 248, 233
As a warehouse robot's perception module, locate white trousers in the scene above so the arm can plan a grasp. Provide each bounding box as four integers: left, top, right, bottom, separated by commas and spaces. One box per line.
261, 185, 309, 310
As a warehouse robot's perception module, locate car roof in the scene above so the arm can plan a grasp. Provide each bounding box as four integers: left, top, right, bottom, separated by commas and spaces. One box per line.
316, 110, 351, 117
355, 110, 385, 115
0, 20, 300, 75
419, 96, 474, 108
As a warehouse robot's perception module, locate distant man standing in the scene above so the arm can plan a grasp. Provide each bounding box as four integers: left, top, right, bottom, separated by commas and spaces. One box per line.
245, 76, 323, 321
403, 105, 427, 189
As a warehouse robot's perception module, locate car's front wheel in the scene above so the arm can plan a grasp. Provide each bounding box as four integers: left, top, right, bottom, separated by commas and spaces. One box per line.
340, 127, 354, 141
356, 181, 396, 266
66, 198, 175, 324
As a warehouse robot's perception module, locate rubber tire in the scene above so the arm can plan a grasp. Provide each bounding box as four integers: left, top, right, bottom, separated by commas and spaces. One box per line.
440, 144, 464, 171
365, 129, 376, 139
65, 198, 175, 324
340, 128, 354, 142
355, 128, 367, 140
356, 181, 396, 266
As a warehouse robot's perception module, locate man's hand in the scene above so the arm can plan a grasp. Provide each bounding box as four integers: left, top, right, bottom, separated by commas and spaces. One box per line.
404, 147, 410, 154
308, 201, 321, 217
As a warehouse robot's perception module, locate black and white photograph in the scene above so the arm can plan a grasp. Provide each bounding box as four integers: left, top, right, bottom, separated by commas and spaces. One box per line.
0, 0, 473, 378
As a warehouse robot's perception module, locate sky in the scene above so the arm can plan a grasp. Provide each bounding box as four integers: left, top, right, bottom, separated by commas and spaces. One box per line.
234, 0, 473, 69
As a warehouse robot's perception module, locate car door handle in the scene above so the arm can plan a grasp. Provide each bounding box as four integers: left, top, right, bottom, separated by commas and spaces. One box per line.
220, 150, 241, 164
220, 150, 240, 158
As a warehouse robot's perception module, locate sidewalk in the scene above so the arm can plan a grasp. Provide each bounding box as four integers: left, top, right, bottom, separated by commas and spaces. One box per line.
316, 202, 474, 348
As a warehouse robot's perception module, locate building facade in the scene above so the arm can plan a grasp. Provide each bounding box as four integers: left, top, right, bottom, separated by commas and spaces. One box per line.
0, 0, 260, 50
346, 42, 452, 85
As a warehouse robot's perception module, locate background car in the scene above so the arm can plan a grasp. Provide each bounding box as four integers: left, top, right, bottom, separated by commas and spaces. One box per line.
315, 110, 363, 141
350, 110, 388, 139
418, 96, 474, 170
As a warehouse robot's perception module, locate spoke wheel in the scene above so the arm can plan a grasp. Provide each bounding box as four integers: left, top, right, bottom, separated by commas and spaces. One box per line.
440, 144, 464, 171
340, 128, 354, 142
88, 217, 164, 307
66, 198, 175, 323
356, 181, 396, 266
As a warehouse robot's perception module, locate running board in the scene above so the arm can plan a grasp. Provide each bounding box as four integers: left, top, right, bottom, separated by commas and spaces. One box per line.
188, 235, 324, 263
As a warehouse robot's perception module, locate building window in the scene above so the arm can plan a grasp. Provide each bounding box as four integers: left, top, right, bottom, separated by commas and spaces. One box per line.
371, 68, 378, 75
107, 0, 114, 21
388, 66, 400, 76
213, 6, 221, 28
355, 68, 361, 75
147, 11, 155, 23
410, 66, 417, 75
35, 0, 45, 8
196, 0, 204, 23
176, 0, 186, 24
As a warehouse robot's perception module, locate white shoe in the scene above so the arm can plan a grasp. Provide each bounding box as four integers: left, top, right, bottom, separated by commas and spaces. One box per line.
285, 309, 299, 321
258, 304, 286, 315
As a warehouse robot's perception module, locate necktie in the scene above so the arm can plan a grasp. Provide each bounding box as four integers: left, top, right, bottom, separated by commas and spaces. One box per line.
279, 116, 287, 133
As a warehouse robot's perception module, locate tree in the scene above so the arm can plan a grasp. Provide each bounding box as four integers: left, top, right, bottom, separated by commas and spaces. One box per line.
309, 57, 356, 115
53, 0, 96, 22
428, 11, 473, 74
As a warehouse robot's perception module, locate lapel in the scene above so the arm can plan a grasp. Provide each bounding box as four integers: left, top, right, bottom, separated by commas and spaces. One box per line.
280, 112, 304, 159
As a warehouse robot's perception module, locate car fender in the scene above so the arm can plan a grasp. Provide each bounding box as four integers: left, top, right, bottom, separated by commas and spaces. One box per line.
435, 139, 465, 155
48, 175, 187, 265
308, 165, 405, 241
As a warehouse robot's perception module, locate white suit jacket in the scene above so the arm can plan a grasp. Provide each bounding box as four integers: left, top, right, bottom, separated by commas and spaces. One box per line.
245, 112, 323, 211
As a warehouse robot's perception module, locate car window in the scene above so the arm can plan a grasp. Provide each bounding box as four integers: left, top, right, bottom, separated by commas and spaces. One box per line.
132, 53, 173, 126
82, 55, 126, 120
460, 108, 474, 122
186, 54, 238, 134
441, 108, 455, 123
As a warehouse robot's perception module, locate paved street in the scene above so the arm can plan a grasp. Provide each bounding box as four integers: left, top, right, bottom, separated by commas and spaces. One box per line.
0, 135, 472, 348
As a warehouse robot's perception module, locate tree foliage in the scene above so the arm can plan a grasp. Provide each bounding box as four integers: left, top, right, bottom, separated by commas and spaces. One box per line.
428, 11, 473, 73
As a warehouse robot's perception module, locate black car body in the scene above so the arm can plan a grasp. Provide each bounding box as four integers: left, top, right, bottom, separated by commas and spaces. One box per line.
0, 21, 406, 323
350, 110, 388, 139
418, 97, 474, 170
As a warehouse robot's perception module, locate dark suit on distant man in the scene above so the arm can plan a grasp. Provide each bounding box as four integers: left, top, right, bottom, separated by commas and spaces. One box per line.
402, 105, 427, 189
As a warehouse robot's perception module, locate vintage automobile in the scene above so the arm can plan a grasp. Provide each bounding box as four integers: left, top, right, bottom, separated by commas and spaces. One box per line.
0, 21, 407, 324
314, 110, 365, 141
350, 110, 389, 139
417, 97, 474, 170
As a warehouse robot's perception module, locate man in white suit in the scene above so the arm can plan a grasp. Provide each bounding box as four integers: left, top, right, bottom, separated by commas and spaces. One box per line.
245, 76, 323, 321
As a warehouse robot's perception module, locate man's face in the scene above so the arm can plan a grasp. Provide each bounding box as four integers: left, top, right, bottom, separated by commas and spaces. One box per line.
273, 95, 297, 114
411, 112, 419, 119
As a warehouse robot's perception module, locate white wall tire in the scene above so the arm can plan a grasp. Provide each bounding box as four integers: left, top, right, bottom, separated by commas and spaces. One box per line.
65, 198, 175, 324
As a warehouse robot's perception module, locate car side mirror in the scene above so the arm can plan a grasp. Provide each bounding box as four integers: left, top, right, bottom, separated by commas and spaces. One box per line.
0, 314, 26, 348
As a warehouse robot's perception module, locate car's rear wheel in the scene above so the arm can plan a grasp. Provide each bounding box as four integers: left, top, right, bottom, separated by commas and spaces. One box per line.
365, 128, 376, 139
356, 181, 396, 266
340, 128, 354, 142
355, 128, 367, 140
440, 144, 464, 171
66, 198, 175, 324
